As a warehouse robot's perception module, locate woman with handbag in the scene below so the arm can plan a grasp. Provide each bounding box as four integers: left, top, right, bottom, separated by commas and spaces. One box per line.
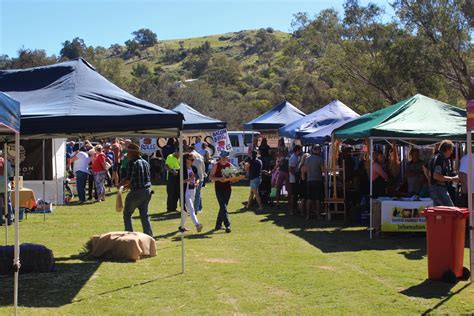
92, 144, 109, 202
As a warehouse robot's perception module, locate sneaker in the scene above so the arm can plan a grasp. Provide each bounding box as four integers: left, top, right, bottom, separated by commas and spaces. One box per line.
225, 227, 232, 233
196, 223, 203, 233
178, 226, 189, 233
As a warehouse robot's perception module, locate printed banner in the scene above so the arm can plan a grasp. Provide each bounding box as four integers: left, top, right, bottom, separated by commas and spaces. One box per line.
211, 128, 233, 155
380, 199, 432, 232
139, 137, 158, 155
7, 139, 53, 180
467, 100, 474, 131
259, 132, 279, 148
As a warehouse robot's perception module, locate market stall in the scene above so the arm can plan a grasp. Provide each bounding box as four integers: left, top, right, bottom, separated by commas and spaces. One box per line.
0, 58, 186, 310
279, 99, 359, 143
0, 92, 21, 315
333, 94, 466, 237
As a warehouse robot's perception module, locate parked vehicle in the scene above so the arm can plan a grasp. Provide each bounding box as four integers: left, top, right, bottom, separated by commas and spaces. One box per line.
227, 131, 260, 164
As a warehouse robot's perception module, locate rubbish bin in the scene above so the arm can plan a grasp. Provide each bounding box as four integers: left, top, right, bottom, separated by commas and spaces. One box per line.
421, 206, 470, 282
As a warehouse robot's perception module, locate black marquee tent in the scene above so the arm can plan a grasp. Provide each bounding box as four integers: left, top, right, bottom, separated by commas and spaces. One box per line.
0, 58, 183, 138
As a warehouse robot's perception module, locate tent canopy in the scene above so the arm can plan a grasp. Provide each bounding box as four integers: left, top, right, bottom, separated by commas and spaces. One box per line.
0, 92, 20, 135
244, 100, 305, 131
333, 94, 466, 141
279, 99, 359, 141
173, 102, 226, 131
0, 58, 183, 138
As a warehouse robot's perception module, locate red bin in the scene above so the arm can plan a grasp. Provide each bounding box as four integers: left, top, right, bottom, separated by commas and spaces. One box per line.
421, 207, 469, 282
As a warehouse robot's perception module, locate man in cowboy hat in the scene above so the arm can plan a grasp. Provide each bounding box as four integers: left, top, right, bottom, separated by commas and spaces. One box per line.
119, 143, 154, 236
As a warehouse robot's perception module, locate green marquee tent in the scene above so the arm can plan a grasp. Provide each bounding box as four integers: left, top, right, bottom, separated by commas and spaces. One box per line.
333, 94, 466, 141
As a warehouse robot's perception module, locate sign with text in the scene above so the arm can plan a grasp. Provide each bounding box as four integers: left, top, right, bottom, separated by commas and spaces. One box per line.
467, 100, 474, 131
139, 138, 157, 155
8, 139, 53, 180
259, 132, 279, 148
211, 128, 232, 155
380, 199, 432, 232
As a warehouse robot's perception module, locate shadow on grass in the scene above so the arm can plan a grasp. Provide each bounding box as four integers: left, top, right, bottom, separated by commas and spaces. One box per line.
171, 229, 220, 241
0, 260, 101, 308
71, 272, 181, 304
257, 206, 426, 256
401, 280, 471, 315
142, 211, 180, 222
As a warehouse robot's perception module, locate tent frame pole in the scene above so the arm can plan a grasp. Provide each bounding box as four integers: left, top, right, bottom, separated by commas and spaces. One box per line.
4, 141, 8, 245
369, 138, 373, 239
179, 132, 185, 274
42, 139, 46, 221
468, 131, 473, 283
13, 132, 20, 315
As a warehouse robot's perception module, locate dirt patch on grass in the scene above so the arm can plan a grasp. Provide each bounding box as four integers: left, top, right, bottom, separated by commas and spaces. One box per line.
316, 265, 338, 271
203, 258, 239, 264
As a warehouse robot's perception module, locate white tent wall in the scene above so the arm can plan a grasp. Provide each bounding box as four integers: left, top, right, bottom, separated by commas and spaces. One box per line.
23, 138, 66, 205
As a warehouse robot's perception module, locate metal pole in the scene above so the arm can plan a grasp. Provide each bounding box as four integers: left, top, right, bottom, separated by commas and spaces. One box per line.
54, 140, 59, 205
468, 131, 473, 283
42, 139, 46, 221
4, 142, 8, 245
369, 138, 373, 239
179, 132, 184, 274
13, 132, 20, 315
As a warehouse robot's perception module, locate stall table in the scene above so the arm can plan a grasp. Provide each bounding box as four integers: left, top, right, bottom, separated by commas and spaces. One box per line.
11, 187, 37, 210
373, 198, 433, 233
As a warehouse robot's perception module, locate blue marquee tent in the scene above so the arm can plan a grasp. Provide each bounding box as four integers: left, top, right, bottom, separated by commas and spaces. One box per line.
173, 102, 226, 130
244, 100, 305, 131
279, 100, 359, 142
0, 58, 183, 138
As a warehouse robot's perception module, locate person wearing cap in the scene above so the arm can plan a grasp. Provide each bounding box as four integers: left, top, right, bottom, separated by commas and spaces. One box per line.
305, 144, 324, 219
210, 150, 233, 233
92, 144, 108, 202
165, 147, 181, 213
119, 143, 154, 237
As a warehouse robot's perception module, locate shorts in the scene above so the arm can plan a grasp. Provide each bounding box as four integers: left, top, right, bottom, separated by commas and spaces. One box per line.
299, 180, 307, 199
288, 182, 299, 196
307, 180, 324, 201
250, 177, 262, 189
276, 171, 289, 190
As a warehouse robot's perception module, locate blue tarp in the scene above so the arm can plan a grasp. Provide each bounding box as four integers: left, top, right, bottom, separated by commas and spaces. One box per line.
279, 100, 359, 141
0, 92, 20, 134
0, 58, 183, 137
173, 102, 226, 130
244, 100, 305, 131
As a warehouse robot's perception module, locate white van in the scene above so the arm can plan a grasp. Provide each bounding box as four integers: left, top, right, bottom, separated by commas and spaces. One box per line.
227, 131, 260, 164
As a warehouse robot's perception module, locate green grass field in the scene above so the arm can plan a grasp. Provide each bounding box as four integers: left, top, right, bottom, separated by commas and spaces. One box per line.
0, 184, 473, 315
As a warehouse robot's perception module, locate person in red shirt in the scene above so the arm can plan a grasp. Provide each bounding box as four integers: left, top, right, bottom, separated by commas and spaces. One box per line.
92, 145, 108, 202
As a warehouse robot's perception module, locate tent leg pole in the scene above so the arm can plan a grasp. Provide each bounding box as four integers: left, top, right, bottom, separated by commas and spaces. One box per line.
468, 132, 473, 283
42, 139, 46, 221
4, 142, 8, 245
179, 132, 184, 274
13, 132, 20, 315
54, 140, 58, 205
369, 139, 373, 240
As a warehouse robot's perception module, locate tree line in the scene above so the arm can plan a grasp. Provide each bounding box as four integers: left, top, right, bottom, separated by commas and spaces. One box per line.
0, 0, 471, 129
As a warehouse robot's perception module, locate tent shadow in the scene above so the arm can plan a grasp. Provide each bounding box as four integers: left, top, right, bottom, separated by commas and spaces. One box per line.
0, 260, 101, 308
260, 207, 426, 254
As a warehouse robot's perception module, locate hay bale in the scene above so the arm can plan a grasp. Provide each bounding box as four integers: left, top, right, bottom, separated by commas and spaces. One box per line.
0, 243, 55, 275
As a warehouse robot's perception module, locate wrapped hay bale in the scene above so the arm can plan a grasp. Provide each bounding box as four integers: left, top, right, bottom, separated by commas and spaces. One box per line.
0, 243, 55, 275
88, 231, 156, 261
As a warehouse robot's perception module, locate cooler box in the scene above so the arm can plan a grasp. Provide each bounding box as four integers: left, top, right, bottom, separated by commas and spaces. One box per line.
421, 206, 469, 281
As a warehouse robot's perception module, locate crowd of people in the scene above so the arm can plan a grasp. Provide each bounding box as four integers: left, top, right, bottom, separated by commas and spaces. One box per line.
61, 136, 474, 237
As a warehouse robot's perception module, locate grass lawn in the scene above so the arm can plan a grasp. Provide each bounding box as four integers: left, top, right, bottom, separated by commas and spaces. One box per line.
0, 184, 473, 315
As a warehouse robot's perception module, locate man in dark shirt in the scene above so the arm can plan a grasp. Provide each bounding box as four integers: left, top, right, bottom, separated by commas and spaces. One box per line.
429, 140, 459, 206
119, 143, 153, 236
245, 150, 264, 210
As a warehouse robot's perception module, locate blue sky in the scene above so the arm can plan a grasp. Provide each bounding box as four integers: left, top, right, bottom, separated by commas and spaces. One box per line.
0, 0, 393, 57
